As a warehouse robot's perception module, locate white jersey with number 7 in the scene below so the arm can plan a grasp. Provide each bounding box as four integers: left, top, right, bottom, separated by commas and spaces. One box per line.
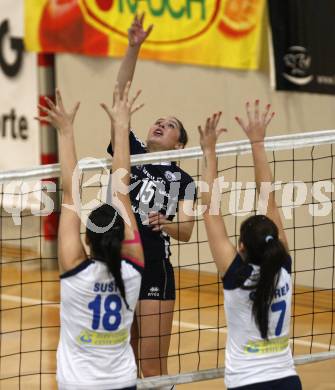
222, 254, 297, 389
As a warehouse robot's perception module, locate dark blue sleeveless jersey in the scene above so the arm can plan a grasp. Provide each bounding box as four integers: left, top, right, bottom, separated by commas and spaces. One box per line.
107, 131, 196, 262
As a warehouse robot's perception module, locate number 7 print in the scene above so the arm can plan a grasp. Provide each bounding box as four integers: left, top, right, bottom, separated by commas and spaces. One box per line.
271, 300, 287, 336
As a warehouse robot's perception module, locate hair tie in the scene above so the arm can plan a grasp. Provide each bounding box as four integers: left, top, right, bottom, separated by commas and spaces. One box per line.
265, 235, 274, 243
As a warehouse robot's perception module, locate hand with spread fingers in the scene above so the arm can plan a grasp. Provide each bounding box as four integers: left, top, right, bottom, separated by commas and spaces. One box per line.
101, 80, 144, 131
235, 100, 275, 143
36, 89, 80, 133
198, 111, 227, 153
146, 212, 170, 232
128, 13, 153, 47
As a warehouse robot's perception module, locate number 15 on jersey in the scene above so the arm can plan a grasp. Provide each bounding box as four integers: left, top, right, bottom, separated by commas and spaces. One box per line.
136, 179, 157, 204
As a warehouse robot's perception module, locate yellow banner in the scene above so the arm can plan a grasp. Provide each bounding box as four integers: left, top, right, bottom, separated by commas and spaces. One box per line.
25, 0, 266, 70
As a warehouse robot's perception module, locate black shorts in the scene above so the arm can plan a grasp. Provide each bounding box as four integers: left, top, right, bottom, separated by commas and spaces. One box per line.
139, 258, 175, 300
228, 375, 302, 390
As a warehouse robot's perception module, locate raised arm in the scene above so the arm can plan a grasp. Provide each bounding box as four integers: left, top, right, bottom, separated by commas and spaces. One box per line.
235, 100, 288, 250
105, 14, 152, 147
36, 90, 85, 274
117, 14, 153, 93
101, 81, 144, 262
199, 113, 236, 274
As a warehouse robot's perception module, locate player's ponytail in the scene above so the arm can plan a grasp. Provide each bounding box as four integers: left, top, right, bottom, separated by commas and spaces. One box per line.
239, 215, 288, 339
86, 204, 129, 310
100, 224, 130, 310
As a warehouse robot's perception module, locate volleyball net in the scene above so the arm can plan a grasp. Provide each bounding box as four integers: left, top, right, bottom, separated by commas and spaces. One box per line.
1, 130, 335, 388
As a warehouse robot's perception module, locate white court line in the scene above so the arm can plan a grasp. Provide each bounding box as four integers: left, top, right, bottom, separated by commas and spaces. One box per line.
2, 294, 334, 351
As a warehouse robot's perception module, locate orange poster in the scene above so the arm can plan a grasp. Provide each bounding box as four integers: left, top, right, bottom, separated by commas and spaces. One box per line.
25, 0, 266, 70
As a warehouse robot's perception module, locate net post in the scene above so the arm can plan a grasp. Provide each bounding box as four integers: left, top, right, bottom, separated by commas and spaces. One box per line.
37, 53, 59, 267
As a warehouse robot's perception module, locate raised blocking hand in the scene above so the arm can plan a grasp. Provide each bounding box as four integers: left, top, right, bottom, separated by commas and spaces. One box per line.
235, 100, 275, 143
35, 89, 80, 134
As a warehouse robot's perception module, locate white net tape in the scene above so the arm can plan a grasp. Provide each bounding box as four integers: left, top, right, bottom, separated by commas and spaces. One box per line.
1, 129, 335, 182
137, 351, 335, 388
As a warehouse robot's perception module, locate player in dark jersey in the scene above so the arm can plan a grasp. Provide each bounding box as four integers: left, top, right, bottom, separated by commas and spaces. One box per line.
102, 15, 196, 379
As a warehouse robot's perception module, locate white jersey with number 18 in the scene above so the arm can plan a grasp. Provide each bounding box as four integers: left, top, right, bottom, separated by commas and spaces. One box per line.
56, 256, 143, 390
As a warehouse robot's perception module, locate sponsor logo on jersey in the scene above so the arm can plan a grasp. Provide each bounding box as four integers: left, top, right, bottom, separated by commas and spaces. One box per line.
244, 336, 289, 354
282, 46, 313, 86
165, 171, 178, 182
76, 328, 128, 346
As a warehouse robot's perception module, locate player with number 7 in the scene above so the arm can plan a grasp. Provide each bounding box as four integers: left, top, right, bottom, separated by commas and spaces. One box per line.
199, 102, 302, 390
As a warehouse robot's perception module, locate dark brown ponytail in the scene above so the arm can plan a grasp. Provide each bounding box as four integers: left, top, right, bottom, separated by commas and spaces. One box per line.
239, 215, 288, 339
86, 204, 129, 310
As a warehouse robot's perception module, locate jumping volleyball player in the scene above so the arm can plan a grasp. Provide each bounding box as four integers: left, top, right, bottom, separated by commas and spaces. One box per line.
199, 102, 302, 389
104, 15, 196, 378
37, 83, 144, 390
